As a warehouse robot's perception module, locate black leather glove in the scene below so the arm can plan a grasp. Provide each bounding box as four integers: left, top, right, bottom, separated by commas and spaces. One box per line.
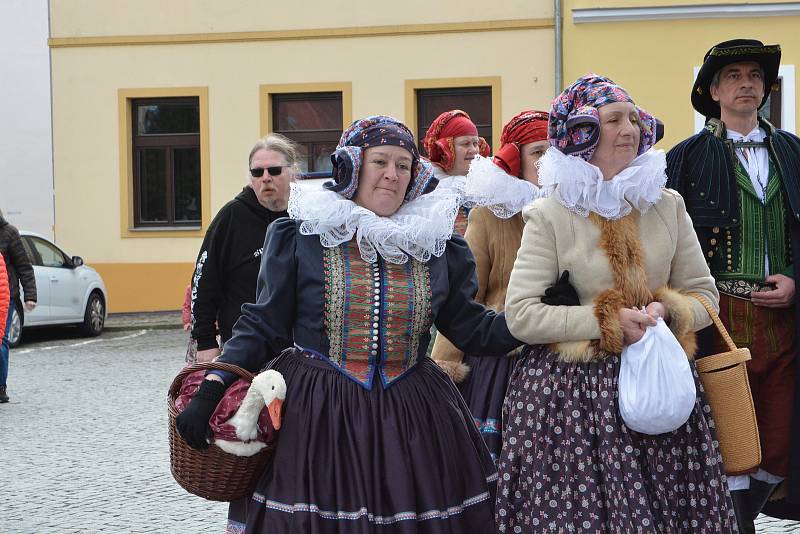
542, 270, 580, 306
176, 379, 226, 450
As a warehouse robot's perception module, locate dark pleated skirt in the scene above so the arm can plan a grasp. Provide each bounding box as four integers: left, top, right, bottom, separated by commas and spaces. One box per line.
495, 345, 738, 534
227, 351, 497, 534
458, 353, 519, 464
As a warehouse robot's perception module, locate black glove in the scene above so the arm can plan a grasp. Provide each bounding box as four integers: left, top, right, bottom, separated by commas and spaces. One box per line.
176, 379, 227, 450
542, 270, 580, 306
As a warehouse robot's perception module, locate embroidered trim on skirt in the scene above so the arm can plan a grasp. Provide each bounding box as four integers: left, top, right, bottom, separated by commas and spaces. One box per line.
227, 351, 498, 533
459, 353, 519, 465
495, 345, 738, 533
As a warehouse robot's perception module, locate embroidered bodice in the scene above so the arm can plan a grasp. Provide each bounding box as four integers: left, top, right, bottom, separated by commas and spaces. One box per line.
217, 219, 519, 390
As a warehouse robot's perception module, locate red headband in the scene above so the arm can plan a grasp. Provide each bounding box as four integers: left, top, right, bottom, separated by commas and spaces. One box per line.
494, 110, 549, 177
438, 115, 479, 139
423, 110, 490, 171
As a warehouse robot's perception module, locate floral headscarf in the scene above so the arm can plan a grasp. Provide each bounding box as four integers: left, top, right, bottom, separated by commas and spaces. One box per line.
326, 115, 437, 202
548, 74, 659, 161
422, 110, 490, 172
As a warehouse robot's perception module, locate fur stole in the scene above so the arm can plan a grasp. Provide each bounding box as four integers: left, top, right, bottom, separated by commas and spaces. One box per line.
550, 212, 697, 362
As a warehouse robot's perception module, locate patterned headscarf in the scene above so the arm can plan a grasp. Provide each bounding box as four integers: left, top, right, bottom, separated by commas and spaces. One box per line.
327, 115, 437, 202
494, 110, 549, 177
422, 110, 490, 172
548, 74, 659, 161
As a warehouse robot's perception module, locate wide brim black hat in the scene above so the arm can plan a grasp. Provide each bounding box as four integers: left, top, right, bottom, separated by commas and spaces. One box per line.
692, 39, 781, 118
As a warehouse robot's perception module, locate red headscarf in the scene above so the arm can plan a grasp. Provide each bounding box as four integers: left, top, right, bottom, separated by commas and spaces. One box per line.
422, 110, 490, 172
493, 110, 549, 177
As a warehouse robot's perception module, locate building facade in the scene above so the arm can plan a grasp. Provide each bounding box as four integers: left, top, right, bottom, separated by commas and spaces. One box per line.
48, 0, 555, 312
1, 0, 54, 239
562, 0, 799, 146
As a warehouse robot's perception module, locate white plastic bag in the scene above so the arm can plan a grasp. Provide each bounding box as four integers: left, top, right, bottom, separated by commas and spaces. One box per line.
618, 318, 696, 435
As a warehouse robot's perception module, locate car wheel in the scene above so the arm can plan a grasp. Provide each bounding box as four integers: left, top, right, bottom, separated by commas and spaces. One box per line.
7, 301, 23, 348
80, 292, 105, 337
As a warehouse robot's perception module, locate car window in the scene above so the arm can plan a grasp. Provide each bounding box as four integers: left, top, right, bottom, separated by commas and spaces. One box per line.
30, 237, 68, 268
21, 237, 40, 266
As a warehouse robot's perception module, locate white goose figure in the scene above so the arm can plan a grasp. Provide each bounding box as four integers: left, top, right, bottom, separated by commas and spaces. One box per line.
214, 369, 287, 457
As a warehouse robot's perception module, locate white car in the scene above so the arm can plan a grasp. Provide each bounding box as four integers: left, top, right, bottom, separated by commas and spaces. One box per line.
6, 232, 108, 347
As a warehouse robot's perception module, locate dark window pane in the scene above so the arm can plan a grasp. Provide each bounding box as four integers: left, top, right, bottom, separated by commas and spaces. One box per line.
173, 147, 201, 223
274, 93, 342, 131
313, 143, 336, 173
138, 148, 168, 223
135, 100, 199, 135
21, 237, 39, 266
416, 87, 493, 156
295, 143, 310, 173
760, 78, 782, 129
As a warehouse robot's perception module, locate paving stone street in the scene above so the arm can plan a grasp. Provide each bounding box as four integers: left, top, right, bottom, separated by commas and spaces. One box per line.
1, 327, 227, 533
1, 324, 798, 533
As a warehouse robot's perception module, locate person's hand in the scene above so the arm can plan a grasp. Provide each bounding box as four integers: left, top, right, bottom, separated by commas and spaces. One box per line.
619, 307, 656, 346
24, 301, 36, 312
175, 379, 227, 450
183, 323, 192, 332
644, 301, 669, 323
542, 271, 580, 306
196, 347, 221, 363
750, 274, 795, 308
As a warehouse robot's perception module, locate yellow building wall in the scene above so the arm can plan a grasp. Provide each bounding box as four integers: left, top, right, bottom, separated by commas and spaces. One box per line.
49, 5, 555, 312
50, 0, 553, 36
563, 0, 800, 149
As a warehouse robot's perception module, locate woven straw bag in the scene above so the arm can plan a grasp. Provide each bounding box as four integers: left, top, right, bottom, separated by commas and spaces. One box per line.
691, 294, 761, 475
168, 362, 274, 501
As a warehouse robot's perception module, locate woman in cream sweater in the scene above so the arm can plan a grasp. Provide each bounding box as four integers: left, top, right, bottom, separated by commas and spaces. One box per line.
431, 110, 550, 463
495, 75, 737, 532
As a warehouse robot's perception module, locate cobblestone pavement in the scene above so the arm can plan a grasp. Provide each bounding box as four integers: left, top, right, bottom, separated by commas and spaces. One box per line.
1, 328, 226, 533
1, 326, 799, 533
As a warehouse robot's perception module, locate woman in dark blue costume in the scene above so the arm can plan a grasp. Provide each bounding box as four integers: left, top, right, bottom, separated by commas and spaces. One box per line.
177, 115, 520, 533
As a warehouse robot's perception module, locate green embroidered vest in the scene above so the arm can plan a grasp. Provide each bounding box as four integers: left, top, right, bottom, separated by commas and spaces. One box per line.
710, 158, 792, 280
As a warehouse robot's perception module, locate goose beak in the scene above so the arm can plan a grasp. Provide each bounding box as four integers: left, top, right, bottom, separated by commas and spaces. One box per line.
267, 397, 284, 430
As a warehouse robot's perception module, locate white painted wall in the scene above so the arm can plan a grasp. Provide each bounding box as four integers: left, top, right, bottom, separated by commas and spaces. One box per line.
0, 0, 54, 239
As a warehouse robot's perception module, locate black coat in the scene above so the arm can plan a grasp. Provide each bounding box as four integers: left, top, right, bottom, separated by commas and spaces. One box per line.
666, 118, 800, 505
0, 215, 36, 302
190, 187, 286, 351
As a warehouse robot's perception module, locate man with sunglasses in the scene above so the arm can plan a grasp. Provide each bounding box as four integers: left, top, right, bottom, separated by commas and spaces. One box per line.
190, 134, 299, 363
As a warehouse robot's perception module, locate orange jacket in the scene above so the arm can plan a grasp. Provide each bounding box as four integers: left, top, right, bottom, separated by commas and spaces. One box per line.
0, 254, 10, 340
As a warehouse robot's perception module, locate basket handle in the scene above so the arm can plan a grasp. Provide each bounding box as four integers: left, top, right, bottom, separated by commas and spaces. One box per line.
168, 361, 256, 400
688, 292, 737, 352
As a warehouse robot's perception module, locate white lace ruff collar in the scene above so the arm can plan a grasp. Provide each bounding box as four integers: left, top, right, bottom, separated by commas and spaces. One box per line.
463, 155, 546, 217
432, 157, 544, 218
537, 147, 667, 219
287, 182, 461, 264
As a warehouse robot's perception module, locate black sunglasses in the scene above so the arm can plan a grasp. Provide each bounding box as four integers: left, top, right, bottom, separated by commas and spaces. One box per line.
250, 166, 289, 178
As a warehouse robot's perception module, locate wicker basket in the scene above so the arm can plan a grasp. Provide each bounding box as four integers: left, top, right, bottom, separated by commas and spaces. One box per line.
168, 362, 274, 501
691, 294, 761, 475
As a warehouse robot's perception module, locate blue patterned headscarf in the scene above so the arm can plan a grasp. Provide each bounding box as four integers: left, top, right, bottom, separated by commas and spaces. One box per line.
549, 74, 660, 161
326, 115, 438, 202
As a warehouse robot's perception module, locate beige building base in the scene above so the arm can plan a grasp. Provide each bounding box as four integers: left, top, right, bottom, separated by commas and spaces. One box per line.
93, 262, 194, 313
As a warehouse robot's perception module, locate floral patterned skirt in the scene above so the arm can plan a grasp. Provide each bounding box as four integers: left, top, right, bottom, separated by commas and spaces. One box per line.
495, 346, 738, 534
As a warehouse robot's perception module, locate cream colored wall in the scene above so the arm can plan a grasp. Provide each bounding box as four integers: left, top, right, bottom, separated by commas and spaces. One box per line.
570, 0, 780, 7
51, 29, 553, 266
563, 0, 800, 149
50, 0, 552, 36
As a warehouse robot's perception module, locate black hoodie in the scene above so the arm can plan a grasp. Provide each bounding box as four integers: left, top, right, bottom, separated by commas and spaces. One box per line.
191, 186, 286, 350
0, 215, 36, 302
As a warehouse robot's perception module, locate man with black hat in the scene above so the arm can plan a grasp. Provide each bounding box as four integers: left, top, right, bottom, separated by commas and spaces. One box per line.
666, 39, 800, 532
